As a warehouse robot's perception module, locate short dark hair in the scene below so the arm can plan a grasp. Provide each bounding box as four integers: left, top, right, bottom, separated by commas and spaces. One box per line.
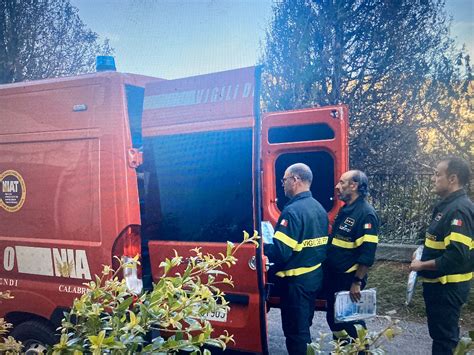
288, 163, 313, 185
350, 170, 369, 198
442, 157, 471, 187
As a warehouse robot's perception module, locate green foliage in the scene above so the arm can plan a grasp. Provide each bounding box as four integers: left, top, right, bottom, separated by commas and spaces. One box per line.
0, 291, 23, 354
261, 0, 472, 173
307, 318, 402, 354
0, 0, 113, 84
454, 331, 474, 355
368, 174, 436, 244
53, 231, 259, 354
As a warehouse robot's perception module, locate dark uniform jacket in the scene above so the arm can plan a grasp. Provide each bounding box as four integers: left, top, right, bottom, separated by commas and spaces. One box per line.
419, 189, 473, 283
326, 196, 379, 273
265, 191, 328, 279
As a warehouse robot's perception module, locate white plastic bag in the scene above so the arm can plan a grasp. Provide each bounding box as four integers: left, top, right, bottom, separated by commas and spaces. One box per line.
406, 245, 424, 305
334, 288, 377, 323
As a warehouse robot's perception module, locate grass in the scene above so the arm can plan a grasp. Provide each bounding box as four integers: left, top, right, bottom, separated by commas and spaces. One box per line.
367, 261, 474, 329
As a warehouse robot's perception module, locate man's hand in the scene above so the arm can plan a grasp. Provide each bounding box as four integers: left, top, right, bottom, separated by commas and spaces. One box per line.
410, 259, 423, 272
350, 282, 361, 302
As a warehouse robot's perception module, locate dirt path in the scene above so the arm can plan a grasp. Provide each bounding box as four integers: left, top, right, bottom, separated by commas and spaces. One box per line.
267, 308, 434, 354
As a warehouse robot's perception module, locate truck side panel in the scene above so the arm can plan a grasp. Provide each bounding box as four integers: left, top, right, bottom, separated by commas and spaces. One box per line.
0, 74, 141, 322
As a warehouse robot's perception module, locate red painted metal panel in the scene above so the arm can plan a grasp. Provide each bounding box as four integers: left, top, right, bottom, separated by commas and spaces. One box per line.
143, 67, 255, 135
261, 105, 349, 226
0, 73, 142, 320
148, 241, 263, 353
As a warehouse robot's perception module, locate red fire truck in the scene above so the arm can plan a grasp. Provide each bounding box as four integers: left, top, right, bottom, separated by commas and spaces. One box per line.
0, 59, 348, 353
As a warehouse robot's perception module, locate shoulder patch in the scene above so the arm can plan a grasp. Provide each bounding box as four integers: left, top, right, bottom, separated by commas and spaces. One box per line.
451, 219, 463, 227
363, 223, 372, 229
280, 219, 288, 227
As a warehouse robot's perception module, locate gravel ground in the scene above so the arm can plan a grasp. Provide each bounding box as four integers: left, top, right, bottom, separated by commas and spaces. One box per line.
267, 308, 436, 354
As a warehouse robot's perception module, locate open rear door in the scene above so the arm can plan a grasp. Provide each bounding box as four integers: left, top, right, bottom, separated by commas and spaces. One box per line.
261, 105, 349, 226
141, 67, 267, 353
261, 106, 349, 308
262, 105, 349, 310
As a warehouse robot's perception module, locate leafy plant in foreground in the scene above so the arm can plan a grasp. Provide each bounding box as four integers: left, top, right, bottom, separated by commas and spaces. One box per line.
307, 317, 402, 354
0, 291, 22, 354
53, 231, 259, 354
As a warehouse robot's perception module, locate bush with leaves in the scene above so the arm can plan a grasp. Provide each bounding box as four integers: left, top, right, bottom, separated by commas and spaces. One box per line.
52, 231, 259, 354
368, 173, 436, 244
0, 291, 22, 353
454, 331, 474, 355
307, 317, 402, 354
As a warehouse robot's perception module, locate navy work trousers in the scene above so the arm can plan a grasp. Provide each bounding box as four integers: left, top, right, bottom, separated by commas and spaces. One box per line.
423, 281, 470, 355
280, 273, 321, 355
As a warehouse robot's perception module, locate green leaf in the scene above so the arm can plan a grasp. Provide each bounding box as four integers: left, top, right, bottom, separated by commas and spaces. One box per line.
469, 330, 474, 340
355, 324, 367, 341
116, 295, 134, 312
383, 328, 394, 340
226, 241, 234, 257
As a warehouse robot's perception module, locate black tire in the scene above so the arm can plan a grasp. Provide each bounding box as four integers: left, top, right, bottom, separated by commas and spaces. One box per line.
10, 319, 57, 354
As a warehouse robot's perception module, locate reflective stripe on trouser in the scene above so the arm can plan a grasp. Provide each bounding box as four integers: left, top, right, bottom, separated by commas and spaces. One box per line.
423, 281, 470, 354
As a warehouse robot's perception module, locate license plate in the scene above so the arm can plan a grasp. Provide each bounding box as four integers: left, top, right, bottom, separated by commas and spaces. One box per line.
203, 309, 228, 322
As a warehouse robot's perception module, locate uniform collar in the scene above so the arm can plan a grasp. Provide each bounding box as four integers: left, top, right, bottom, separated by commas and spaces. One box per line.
287, 191, 312, 205
341, 195, 365, 213
437, 189, 466, 207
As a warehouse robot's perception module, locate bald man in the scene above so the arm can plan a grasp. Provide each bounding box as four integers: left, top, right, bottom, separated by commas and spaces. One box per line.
265, 163, 328, 355
324, 170, 379, 344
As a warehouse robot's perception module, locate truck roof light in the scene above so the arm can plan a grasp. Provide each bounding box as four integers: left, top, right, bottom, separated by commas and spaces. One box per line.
96, 56, 116, 72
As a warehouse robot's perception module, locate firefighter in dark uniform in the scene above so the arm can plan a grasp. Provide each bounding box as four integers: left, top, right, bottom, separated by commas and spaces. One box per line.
265, 163, 328, 355
410, 157, 473, 354
324, 170, 379, 342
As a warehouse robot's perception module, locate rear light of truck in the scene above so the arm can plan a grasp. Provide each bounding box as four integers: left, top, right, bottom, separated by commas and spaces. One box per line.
112, 224, 143, 294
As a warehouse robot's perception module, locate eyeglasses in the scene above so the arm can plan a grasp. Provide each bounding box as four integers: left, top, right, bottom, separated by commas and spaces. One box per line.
281, 175, 299, 184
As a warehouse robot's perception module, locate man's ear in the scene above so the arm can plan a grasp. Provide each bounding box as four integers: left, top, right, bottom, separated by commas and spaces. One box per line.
448, 174, 458, 185
350, 181, 358, 192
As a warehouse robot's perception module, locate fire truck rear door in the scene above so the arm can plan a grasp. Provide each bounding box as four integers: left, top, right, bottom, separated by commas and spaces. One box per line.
142, 67, 267, 354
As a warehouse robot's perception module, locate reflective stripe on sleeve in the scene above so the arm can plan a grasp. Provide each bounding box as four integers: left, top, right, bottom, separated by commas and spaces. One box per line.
345, 264, 359, 273
425, 232, 472, 250
293, 236, 328, 251
274, 231, 298, 249
331, 234, 379, 249
420, 272, 472, 284
425, 239, 445, 250
276, 263, 321, 277
448, 232, 472, 248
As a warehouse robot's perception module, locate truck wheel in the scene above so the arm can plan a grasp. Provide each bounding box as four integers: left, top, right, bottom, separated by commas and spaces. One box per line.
10, 320, 57, 354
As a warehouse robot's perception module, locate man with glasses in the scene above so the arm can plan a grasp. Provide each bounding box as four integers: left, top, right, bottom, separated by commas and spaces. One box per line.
410, 157, 472, 354
324, 170, 379, 344
265, 163, 328, 355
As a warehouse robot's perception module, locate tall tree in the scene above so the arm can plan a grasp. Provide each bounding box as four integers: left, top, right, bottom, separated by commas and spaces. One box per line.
260, 0, 472, 173
0, 0, 113, 84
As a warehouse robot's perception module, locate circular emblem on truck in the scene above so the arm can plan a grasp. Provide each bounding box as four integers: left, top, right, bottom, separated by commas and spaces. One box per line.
0, 170, 26, 212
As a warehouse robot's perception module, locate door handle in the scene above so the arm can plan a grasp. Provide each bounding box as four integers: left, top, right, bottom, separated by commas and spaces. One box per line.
248, 255, 273, 271
248, 256, 256, 270
264, 255, 273, 271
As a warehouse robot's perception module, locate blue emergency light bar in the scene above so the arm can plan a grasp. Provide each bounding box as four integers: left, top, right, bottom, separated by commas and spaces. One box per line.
96, 56, 116, 72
